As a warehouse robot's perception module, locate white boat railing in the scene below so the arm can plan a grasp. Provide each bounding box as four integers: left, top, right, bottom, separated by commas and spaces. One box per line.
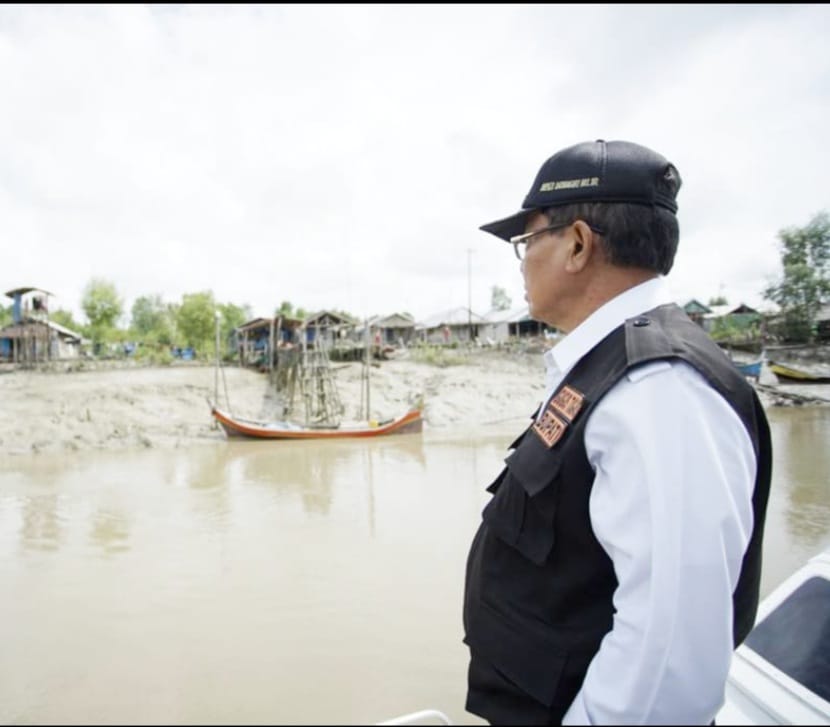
375, 708, 453, 725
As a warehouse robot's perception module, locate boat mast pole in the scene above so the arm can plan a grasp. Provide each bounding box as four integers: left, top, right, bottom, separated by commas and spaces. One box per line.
213, 310, 221, 426
364, 319, 371, 421
215, 310, 221, 402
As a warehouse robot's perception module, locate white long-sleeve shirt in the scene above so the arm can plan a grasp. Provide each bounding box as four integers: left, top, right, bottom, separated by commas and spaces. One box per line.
538, 278, 757, 725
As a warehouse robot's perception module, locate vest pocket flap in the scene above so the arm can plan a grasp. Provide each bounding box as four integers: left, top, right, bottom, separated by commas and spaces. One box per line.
466, 600, 567, 708
482, 472, 524, 547
505, 431, 564, 497
483, 431, 563, 565
482, 471, 557, 565
485, 467, 508, 494
507, 426, 531, 451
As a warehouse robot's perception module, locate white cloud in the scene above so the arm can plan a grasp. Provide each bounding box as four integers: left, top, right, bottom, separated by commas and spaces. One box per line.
1, 4, 828, 325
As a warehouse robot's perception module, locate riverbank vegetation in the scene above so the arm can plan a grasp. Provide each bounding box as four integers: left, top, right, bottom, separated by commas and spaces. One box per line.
2, 213, 827, 359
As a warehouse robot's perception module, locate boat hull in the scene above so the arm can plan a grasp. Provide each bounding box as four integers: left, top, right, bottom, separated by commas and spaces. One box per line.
736, 361, 762, 377
211, 406, 423, 440
768, 362, 830, 383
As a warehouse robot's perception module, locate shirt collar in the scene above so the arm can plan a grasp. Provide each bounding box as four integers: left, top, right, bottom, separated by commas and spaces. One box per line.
543, 276, 673, 380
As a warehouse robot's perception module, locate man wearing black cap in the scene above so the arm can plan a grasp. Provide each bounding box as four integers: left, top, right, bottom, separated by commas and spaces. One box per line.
462, 140, 772, 724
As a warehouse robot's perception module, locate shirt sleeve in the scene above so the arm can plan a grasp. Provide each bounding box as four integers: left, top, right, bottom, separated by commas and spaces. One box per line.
561, 360, 757, 725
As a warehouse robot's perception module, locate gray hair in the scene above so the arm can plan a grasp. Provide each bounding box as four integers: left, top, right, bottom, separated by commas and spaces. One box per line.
543, 165, 681, 275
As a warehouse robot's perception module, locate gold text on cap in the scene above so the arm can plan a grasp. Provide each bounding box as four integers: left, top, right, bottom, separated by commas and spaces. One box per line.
539, 177, 600, 192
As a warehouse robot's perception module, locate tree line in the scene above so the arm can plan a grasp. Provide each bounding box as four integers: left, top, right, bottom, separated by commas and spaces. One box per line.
1, 211, 827, 353
763, 211, 829, 342
0, 282, 320, 362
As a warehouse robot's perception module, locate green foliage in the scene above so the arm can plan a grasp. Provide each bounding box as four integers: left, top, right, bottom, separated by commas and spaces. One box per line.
81, 278, 123, 327
331, 309, 357, 323
132, 343, 175, 366
491, 285, 512, 311
708, 295, 728, 306
709, 317, 760, 344
176, 291, 216, 352
218, 302, 251, 332
0, 304, 12, 328
49, 308, 82, 332
274, 301, 320, 321
217, 301, 252, 356
131, 294, 176, 344
410, 343, 470, 367
81, 278, 123, 348
275, 301, 294, 318
769, 313, 813, 343
763, 211, 830, 343
166, 301, 181, 330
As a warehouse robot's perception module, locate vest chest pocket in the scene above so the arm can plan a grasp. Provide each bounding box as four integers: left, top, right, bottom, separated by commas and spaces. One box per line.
481, 434, 563, 566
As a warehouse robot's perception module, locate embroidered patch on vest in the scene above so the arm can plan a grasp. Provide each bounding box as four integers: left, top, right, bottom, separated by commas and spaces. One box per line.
532, 409, 567, 448
531, 385, 586, 448
550, 385, 584, 422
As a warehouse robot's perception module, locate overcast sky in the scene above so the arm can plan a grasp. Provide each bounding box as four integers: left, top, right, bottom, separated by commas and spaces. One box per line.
3, 4, 829, 325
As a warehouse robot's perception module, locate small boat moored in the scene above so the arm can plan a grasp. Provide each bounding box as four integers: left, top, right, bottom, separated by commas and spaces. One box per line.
735, 360, 763, 378
211, 404, 423, 440
767, 361, 830, 383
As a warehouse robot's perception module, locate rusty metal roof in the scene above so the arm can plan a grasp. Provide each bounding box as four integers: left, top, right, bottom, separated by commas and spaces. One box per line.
5, 287, 55, 298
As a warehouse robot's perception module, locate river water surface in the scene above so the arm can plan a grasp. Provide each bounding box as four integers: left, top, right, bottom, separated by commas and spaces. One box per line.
1, 407, 828, 724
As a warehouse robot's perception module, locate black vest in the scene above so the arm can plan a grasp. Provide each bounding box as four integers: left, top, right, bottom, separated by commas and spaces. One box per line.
463, 304, 772, 725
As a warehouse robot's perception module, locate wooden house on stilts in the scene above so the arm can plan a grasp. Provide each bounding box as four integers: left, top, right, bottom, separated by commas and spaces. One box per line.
0, 287, 84, 364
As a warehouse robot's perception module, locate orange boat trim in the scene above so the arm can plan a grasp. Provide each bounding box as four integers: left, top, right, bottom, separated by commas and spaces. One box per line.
211, 407, 423, 439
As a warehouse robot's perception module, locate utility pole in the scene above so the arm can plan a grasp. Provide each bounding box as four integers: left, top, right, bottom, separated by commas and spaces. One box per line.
212, 309, 221, 428
214, 310, 221, 405
467, 248, 474, 342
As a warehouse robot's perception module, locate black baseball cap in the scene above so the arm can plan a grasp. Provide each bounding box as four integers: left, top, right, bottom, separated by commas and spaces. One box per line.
480, 139, 681, 241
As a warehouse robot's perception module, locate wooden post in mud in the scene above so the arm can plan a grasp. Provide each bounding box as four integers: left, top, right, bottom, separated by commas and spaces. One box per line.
361, 319, 371, 421
268, 317, 274, 376
214, 311, 220, 414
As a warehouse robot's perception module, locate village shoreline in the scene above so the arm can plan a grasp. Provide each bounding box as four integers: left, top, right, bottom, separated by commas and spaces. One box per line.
1, 346, 828, 458
0, 348, 545, 457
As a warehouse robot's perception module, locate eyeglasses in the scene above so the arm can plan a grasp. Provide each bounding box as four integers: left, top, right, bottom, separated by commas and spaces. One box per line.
509, 222, 572, 260
509, 220, 605, 260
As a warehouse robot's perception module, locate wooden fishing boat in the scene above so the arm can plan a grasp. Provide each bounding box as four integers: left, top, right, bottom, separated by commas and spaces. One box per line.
211, 317, 424, 441
767, 361, 830, 383
211, 405, 423, 440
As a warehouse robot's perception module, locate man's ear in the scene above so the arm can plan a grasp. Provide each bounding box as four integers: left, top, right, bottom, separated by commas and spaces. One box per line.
565, 220, 597, 273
